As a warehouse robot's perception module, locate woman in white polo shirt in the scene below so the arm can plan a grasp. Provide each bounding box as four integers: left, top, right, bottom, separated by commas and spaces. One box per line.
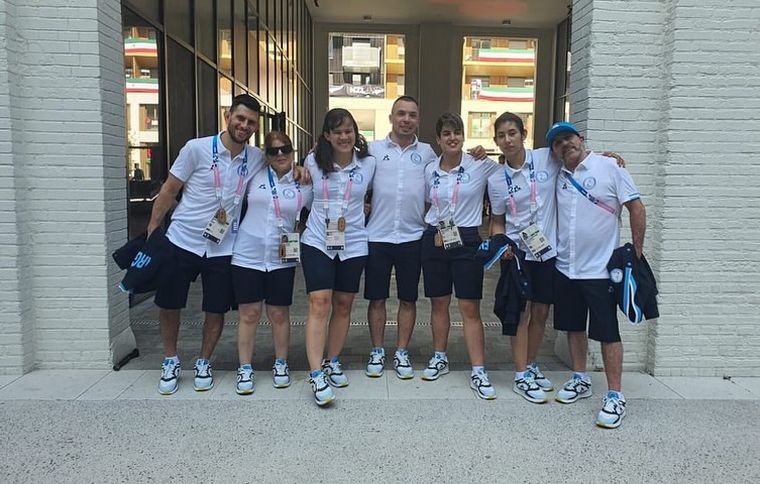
420, 112, 501, 400
231, 131, 313, 395
301, 108, 376, 406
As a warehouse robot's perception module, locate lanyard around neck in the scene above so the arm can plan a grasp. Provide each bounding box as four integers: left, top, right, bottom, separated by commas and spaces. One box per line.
267, 167, 303, 231
321, 165, 357, 224
432, 166, 464, 223
212, 134, 248, 208
503, 150, 538, 223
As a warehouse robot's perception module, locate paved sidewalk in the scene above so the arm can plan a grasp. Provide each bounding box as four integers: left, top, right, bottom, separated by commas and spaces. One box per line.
1, 371, 759, 483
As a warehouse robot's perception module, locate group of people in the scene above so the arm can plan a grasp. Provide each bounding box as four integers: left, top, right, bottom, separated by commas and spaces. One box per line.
145, 93, 646, 429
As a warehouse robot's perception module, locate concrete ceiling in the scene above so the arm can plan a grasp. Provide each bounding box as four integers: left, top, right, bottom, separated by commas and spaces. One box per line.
306, 0, 570, 28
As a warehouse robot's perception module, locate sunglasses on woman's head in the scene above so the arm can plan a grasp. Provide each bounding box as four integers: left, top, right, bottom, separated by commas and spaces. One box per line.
265, 144, 294, 156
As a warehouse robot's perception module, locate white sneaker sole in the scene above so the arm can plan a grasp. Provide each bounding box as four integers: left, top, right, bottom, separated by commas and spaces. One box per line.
273, 380, 291, 388
236, 386, 254, 395
365, 368, 384, 378
555, 390, 592, 404
193, 381, 214, 392
315, 394, 336, 406
158, 385, 178, 395
513, 386, 548, 404
395, 370, 414, 380
470, 383, 497, 400
421, 367, 449, 381
596, 413, 625, 429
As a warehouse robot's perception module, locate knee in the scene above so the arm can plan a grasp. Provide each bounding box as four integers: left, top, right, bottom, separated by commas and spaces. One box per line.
430, 297, 450, 312
369, 299, 386, 310
309, 293, 332, 317
332, 294, 354, 315
239, 307, 262, 326
458, 300, 481, 320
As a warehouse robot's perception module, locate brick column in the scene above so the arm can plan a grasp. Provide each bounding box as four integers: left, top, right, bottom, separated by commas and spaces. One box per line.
0, 0, 133, 373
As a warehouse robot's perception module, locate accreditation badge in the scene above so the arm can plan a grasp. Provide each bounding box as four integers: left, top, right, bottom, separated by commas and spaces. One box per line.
326, 220, 346, 251
519, 223, 552, 259
202, 211, 231, 245
437, 218, 463, 250
279, 232, 301, 263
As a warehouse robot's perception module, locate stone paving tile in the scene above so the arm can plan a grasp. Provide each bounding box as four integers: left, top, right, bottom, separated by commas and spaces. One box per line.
656, 377, 757, 400
387, 371, 477, 400
0, 370, 109, 400
78, 370, 147, 400
0, 375, 21, 390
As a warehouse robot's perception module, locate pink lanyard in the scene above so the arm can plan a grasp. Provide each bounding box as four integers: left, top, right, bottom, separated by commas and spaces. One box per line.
211, 134, 248, 209
321, 166, 356, 224
503, 151, 538, 223
432, 166, 464, 223
267, 167, 302, 231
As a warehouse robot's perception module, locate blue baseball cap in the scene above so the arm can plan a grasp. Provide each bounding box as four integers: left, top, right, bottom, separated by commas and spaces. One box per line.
545, 121, 580, 148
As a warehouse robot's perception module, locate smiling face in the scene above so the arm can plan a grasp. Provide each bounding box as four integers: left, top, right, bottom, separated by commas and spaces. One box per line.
389, 99, 420, 139
436, 123, 465, 156
324, 117, 356, 156
494, 120, 526, 159
551, 131, 585, 165
224, 105, 259, 144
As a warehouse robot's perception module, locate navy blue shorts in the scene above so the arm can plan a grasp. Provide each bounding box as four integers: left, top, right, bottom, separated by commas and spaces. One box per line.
524, 258, 556, 305
154, 243, 233, 314
553, 269, 620, 343
364, 239, 422, 302
301, 243, 367, 293
231, 265, 296, 306
421, 226, 484, 300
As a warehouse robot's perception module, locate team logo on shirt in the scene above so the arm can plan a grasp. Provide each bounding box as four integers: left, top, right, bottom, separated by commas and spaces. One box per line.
282, 188, 296, 199
354, 172, 365, 184
411, 153, 423, 165
609, 268, 623, 283
460, 172, 471, 183
536, 170, 549, 183
238, 163, 249, 176
382, 155, 391, 161
258, 183, 267, 189
583, 177, 597, 189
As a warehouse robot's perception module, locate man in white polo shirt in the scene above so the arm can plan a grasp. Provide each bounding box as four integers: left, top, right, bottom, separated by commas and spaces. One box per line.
146, 94, 264, 395
547, 121, 646, 429
363, 96, 438, 379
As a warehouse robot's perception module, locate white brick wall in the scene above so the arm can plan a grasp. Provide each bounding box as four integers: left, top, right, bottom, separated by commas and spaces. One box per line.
0, 0, 131, 373
572, 0, 760, 376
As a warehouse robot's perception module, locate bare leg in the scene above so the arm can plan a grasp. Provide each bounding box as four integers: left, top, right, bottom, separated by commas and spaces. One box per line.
430, 295, 452, 352
305, 289, 332, 371
199, 312, 225, 359
266, 305, 290, 361
367, 299, 387, 348
567, 331, 588, 373
237, 302, 263, 365
527, 302, 549, 363
159, 308, 181, 357
396, 300, 416, 349
510, 304, 532, 372
326, 291, 356, 358
601, 341, 624, 392
459, 298, 485, 367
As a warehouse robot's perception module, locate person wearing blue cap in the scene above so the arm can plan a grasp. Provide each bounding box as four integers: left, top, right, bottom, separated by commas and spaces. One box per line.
547, 121, 647, 429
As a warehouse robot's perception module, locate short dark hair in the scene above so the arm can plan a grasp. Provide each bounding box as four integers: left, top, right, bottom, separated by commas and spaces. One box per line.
391, 95, 419, 113
493, 112, 525, 137
435, 112, 464, 137
315, 108, 369, 173
229, 94, 261, 114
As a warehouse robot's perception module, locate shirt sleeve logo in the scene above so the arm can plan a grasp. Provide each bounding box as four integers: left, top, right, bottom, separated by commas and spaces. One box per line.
582, 177, 597, 189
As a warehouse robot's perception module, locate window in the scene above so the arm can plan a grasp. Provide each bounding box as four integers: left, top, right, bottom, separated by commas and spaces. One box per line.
140, 104, 159, 131
468, 112, 496, 139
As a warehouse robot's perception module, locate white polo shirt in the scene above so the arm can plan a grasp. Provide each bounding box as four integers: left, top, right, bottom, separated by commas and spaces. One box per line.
167, 134, 264, 257
301, 152, 376, 260
366, 136, 438, 243
487, 148, 560, 261
231, 167, 314, 271
555, 152, 641, 279
423, 153, 501, 227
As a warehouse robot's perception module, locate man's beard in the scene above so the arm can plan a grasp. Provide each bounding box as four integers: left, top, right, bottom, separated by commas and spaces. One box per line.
227, 126, 251, 144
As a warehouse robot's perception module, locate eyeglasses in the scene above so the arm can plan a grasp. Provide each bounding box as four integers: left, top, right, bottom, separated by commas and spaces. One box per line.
265, 144, 294, 156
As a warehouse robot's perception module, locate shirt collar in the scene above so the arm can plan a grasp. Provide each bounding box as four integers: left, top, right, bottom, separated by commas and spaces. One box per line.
435, 152, 472, 175
332, 153, 361, 172
215, 132, 249, 162
384, 134, 419, 150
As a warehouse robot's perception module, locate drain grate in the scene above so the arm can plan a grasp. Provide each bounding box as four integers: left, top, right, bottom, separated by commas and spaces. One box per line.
131, 319, 503, 328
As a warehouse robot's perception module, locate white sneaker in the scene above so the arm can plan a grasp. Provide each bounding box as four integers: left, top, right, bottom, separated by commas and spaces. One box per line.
596, 391, 627, 429
236, 365, 254, 395
365, 349, 385, 378
393, 350, 414, 379
528, 362, 554, 391
421, 354, 449, 381
158, 358, 180, 395
470, 370, 497, 400
513, 374, 548, 404
272, 360, 291, 388
309, 370, 336, 406
555, 375, 592, 404
322, 358, 349, 387
193, 358, 214, 391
